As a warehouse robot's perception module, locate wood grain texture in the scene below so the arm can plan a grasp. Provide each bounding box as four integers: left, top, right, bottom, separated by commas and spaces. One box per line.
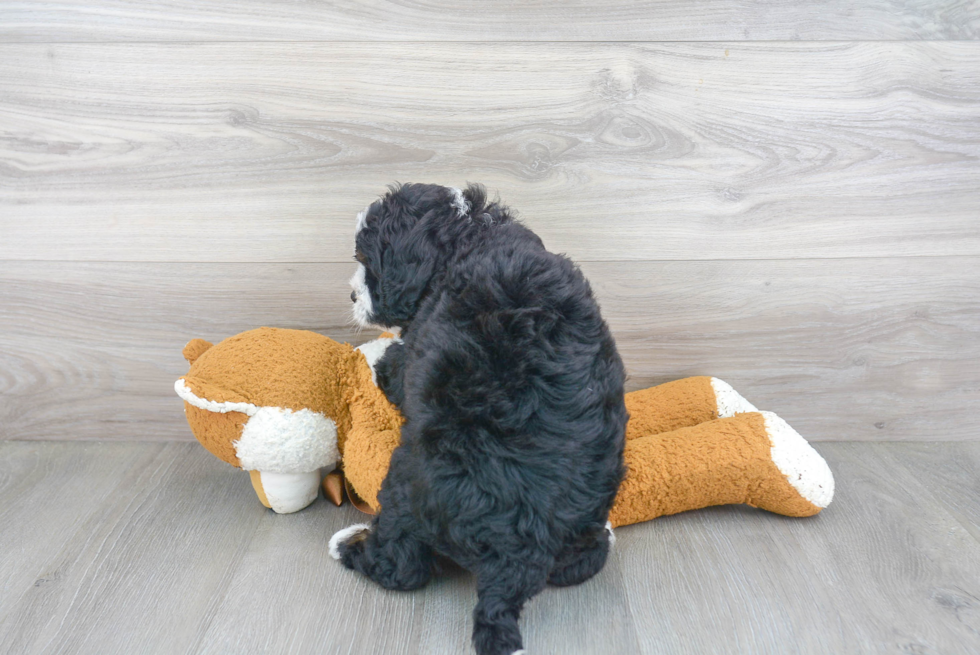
591, 256, 980, 442
1, 257, 977, 442
619, 441, 980, 654
0, 441, 165, 625
2, 42, 979, 262
0, 441, 267, 655
882, 442, 980, 544
2, 0, 979, 42
208, 543, 645, 655
0, 261, 367, 442
2, 441, 979, 654
195, 499, 440, 655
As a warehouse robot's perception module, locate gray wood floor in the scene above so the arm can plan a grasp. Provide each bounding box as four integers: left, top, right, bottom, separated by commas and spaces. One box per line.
1, 439, 978, 655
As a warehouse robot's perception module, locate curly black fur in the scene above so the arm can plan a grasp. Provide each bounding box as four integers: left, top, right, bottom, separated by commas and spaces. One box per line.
335, 183, 628, 655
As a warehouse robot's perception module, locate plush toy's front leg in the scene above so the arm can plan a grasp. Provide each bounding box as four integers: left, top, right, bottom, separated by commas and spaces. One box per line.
625, 376, 758, 438
343, 335, 409, 514
609, 411, 834, 527
342, 427, 401, 512
248, 469, 322, 514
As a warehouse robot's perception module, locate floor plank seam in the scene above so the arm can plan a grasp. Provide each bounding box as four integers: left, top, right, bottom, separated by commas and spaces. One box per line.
5, 39, 980, 45
4, 252, 980, 265
881, 445, 980, 548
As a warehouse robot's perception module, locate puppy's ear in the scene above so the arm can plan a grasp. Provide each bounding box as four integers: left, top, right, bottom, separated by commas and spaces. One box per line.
378, 223, 441, 326
462, 183, 488, 216
463, 183, 513, 227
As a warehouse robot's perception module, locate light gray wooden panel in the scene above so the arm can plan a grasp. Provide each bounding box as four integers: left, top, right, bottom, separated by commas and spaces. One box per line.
883, 442, 980, 543
2, 441, 980, 654
2, 257, 978, 442
0, 442, 268, 655
0, 261, 369, 441
0, 441, 164, 626
520, 554, 641, 655
590, 257, 980, 441
619, 441, 980, 654
196, 502, 468, 655
2, 0, 978, 42
203, 537, 644, 655
2, 42, 979, 263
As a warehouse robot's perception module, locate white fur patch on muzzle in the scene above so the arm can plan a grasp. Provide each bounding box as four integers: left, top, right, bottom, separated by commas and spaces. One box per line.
350, 264, 374, 328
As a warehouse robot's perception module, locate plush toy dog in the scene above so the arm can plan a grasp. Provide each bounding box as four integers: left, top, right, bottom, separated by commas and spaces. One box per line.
175, 327, 834, 522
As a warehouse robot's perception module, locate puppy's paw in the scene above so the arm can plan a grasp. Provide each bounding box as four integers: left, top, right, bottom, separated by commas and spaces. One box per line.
473, 620, 523, 655
355, 336, 401, 385
329, 523, 371, 561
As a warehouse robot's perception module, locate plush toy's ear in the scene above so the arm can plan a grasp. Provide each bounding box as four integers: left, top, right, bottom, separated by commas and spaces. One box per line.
183, 339, 213, 365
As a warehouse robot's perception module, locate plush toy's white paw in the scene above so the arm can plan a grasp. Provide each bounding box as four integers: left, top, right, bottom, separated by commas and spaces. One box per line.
605, 520, 616, 547
762, 411, 835, 508
711, 378, 758, 417
329, 523, 371, 560
255, 470, 322, 514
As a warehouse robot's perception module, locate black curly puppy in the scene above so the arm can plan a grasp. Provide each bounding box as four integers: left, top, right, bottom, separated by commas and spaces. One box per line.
330, 183, 628, 655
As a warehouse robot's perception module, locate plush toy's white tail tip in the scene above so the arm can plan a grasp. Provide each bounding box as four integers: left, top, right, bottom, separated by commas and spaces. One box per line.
329, 523, 371, 560
761, 411, 835, 508
711, 378, 758, 416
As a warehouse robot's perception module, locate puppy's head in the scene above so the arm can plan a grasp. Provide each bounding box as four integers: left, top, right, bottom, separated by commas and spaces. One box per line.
350, 183, 502, 329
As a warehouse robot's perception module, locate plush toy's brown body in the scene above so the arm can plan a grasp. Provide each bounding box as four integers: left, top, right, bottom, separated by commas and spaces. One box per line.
177, 328, 834, 523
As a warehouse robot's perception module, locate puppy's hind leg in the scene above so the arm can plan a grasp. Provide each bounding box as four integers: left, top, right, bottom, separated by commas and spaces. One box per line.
472, 559, 550, 655
329, 512, 434, 591
547, 522, 613, 588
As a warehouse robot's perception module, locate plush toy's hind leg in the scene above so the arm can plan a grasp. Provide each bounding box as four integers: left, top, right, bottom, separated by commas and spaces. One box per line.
625, 376, 757, 439
609, 411, 834, 527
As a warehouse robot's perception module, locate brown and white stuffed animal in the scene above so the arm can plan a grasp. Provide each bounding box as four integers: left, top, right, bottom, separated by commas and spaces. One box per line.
175, 327, 834, 523
175, 327, 402, 513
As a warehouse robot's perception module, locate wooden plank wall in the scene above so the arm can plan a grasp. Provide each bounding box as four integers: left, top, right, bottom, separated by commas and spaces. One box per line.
1, 4, 978, 442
